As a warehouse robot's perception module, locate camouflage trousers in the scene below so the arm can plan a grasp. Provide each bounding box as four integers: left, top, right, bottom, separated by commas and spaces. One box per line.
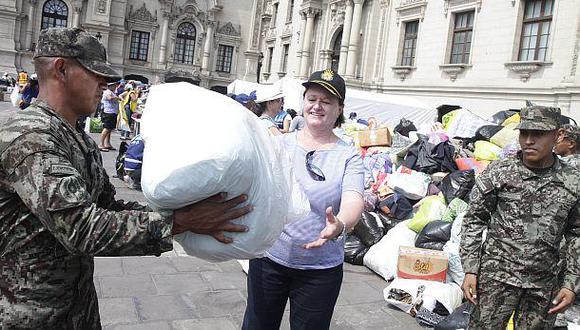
469, 275, 559, 330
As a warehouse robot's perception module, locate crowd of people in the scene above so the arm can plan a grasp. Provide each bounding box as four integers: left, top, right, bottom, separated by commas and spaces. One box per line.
0, 26, 578, 330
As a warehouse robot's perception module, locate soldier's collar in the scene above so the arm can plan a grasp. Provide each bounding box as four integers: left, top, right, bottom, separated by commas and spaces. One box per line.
517, 152, 563, 181
34, 100, 91, 154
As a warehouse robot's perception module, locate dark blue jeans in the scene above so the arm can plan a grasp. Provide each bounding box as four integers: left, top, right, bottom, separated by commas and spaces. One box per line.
242, 257, 343, 330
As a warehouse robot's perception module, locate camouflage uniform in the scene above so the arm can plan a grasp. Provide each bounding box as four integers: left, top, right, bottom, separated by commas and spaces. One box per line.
0, 28, 173, 329
460, 106, 580, 329
559, 124, 580, 169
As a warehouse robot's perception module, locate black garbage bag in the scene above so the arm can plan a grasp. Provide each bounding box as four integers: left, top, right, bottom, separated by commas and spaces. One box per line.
403, 138, 458, 174
394, 118, 417, 137
353, 212, 385, 247
344, 234, 369, 265
474, 125, 503, 141
488, 110, 519, 125
376, 211, 397, 232
439, 170, 476, 204
115, 141, 129, 178
378, 193, 414, 220
415, 220, 452, 251
435, 302, 476, 330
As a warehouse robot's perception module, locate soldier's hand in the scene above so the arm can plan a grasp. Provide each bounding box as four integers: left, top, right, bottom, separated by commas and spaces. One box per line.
462, 273, 478, 305
171, 193, 252, 244
548, 288, 576, 314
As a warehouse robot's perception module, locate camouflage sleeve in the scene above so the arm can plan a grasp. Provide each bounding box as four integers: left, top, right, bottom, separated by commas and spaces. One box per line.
460, 165, 497, 274
4, 135, 173, 257
563, 201, 580, 294
97, 172, 151, 212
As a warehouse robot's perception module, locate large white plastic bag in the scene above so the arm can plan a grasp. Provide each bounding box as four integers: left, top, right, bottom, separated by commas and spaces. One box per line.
10, 85, 20, 107
363, 220, 417, 281
140, 82, 308, 262
383, 278, 463, 315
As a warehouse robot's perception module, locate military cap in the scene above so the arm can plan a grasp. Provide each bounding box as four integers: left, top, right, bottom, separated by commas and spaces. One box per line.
303, 69, 346, 101
516, 105, 561, 131
561, 124, 580, 144
34, 27, 121, 82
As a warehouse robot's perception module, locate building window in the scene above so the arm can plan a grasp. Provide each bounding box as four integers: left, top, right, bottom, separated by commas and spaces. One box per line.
281, 44, 289, 72
518, 0, 553, 61
287, 0, 294, 22
450, 11, 474, 64
331, 31, 342, 72
41, 0, 68, 30
175, 23, 196, 64
129, 30, 149, 61
266, 46, 274, 73
400, 20, 419, 66
216, 45, 234, 73
270, 3, 279, 28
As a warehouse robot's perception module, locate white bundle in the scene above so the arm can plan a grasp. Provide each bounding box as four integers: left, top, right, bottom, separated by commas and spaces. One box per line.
141, 82, 308, 262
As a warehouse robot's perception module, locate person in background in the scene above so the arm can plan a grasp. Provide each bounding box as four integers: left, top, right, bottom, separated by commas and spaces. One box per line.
118, 83, 138, 140
98, 82, 121, 151
235, 91, 262, 117
243, 69, 364, 329
256, 88, 284, 136
554, 124, 579, 168
274, 107, 292, 133
115, 79, 125, 95
287, 109, 305, 132
17, 70, 28, 88
3, 72, 16, 87
18, 74, 39, 110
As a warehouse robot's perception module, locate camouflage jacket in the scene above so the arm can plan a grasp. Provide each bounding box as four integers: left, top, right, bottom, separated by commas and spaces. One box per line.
460, 153, 580, 292
561, 154, 580, 169
0, 101, 173, 329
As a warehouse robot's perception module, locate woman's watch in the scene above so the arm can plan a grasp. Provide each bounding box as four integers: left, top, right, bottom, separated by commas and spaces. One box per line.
331, 217, 347, 241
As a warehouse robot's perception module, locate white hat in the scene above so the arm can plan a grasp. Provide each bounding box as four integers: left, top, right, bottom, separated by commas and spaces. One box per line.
30, 73, 38, 80
255, 87, 283, 104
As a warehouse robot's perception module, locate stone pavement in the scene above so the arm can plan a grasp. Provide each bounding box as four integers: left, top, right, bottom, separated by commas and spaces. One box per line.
0, 101, 421, 329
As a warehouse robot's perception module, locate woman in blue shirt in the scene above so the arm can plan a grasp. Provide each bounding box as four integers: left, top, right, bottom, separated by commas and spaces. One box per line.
243, 69, 364, 329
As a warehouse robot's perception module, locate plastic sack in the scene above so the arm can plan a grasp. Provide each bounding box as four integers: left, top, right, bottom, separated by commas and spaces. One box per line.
141, 82, 309, 262
383, 278, 463, 315
84, 117, 103, 133
501, 113, 520, 126
444, 109, 490, 139
434, 302, 475, 330
439, 170, 475, 204
415, 220, 452, 251
403, 139, 458, 174
500, 141, 520, 159
488, 110, 519, 125
474, 141, 502, 161
10, 85, 20, 107
363, 191, 379, 212
344, 234, 369, 265
474, 125, 503, 141
443, 241, 465, 286
363, 220, 417, 281
455, 157, 489, 174
394, 118, 417, 137
379, 193, 414, 220
408, 195, 447, 233
353, 211, 386, 247
387, 167, 431, 200
441, 198, 469, 223
490, 124, 519, 148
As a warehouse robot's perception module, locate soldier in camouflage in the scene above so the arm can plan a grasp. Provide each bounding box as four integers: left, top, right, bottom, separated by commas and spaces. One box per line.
0, 28, 251, 329
460, 105, 579, 329
555, 124, 579, 168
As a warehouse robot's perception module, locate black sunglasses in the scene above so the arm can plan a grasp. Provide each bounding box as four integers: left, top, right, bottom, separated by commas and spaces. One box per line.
305, 150, 325, 181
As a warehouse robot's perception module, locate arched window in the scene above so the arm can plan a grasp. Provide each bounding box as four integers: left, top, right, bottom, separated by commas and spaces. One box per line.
174, 22, 196, 64
41, 0, 68, 30
331, 30, 342, 72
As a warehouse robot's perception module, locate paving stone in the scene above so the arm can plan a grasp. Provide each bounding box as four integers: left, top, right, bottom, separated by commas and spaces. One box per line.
152, 273, 207, 295
183, 290, 246, 318
122, 256, 177, 275
134, 295, 193, 322
216, 260, 245, 272
94, 257, 124, 276
336, 281, 385, 306
200, 271, 247, 291
99, 275, 156, 298
332, 303, 420, 329
110, 321, 171, 330
98, 298, 138, 326
342, 265, 382, 284
168, 256, 221, 273
172, 317, 237, 330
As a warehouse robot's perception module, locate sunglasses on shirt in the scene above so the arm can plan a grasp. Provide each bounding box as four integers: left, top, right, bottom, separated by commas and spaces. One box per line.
305, 150, 326, 181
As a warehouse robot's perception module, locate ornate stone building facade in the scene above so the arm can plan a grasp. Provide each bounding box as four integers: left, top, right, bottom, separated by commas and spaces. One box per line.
247, 0, 580, 119
0, 0, 252, 90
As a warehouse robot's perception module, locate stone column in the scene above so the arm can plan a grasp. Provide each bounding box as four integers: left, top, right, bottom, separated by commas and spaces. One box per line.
72, 5, 82, 27
295, 13, 307, 74
24, 0, 36, 50
201, 20, 215, 72
270, 2, 277, 28
345, 0, 364, 79
158, 12, 170, 65
338, 0, 353, 75
299, 8, 318, 78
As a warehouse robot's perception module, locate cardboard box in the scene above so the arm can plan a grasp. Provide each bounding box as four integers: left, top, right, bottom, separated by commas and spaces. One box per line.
397, 246, 448, 282
358, 127, 392, 147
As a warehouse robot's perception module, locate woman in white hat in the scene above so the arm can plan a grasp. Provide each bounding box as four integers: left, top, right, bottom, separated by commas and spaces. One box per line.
256, 87, 285, 136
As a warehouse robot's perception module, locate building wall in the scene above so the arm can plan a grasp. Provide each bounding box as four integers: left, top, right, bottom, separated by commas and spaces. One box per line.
249, 0, 580, 121
0, 0, 255, 90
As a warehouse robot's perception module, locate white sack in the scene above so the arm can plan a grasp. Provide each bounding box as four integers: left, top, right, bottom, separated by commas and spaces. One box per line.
10, 85, 20, 107
445, 109, 490, 139
383, 278, 463, 315
363, 220, 417, 281
387, 167, 431, 200
141, 82, 309, 262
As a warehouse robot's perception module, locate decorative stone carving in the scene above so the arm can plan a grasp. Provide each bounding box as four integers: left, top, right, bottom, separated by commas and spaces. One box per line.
330, 0, 346, 26
439, 64, 470, 81
217, 22, 240, 37
504, 61, 546, 82
96, 0, 107, 14
443, 0, 481, 16
391, 65, 415, 81
128, 3, 157, 23
395, 0, 427, 25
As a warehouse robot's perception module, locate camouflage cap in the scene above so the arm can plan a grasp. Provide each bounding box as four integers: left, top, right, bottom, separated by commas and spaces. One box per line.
34, 27, 121, 82
516, 105, 561, 131
561, 124, 580, 144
